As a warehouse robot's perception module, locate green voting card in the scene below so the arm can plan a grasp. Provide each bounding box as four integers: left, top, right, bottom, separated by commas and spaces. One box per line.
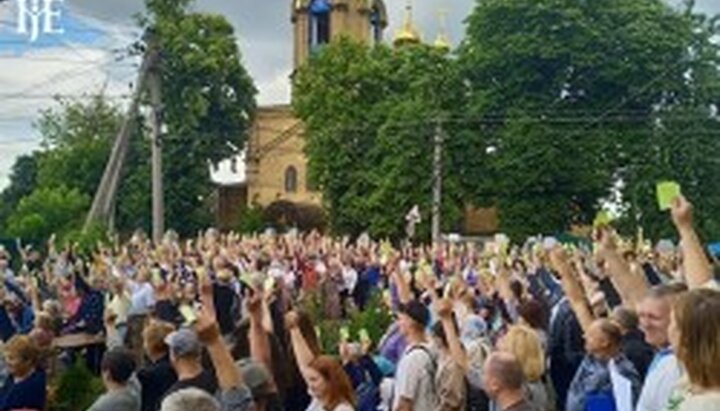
593, 210, 613, 227
358, 328, 370, 343
240, 273, 255, 288
179, 305, 197, 325
264, 276, 276, 292
657, 181, 681, 211
339, 326, 350, 341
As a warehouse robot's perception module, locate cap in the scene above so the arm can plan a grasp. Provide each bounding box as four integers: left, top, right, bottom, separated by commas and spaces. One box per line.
236, 359, 273, 397
399, 299, 430, 327
164, 328, 202, 357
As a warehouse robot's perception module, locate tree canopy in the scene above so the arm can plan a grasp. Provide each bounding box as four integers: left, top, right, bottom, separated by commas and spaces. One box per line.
294, 0, 720, 241
0, 0, 256, 241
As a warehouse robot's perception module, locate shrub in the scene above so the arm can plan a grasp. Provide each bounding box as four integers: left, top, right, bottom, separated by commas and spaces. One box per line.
49, 359, 104, 411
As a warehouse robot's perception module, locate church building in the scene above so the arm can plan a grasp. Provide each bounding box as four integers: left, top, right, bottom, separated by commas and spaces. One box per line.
215, 0, 498, 235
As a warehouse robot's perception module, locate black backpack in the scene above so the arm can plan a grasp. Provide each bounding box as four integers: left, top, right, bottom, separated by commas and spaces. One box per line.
465, 377, 490, 411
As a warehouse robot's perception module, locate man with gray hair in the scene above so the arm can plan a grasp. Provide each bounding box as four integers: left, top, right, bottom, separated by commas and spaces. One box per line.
161, 388, 221, 411
160, 280, 254, 411
483, 352, 538, 411
164, 328, 218, 397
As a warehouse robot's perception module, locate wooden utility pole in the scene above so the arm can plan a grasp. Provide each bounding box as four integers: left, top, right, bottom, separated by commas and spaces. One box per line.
431, 119, 443, 246
148, 62, 164, 244
85, 32, 160, 232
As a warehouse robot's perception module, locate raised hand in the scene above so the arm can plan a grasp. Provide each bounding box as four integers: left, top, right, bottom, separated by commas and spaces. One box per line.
549, 246, 571, 276
671, 195, 693, 230
434, 298, 453, 319
285, 310, 300, 330
246, 290, 263, 319
196, 278, 219, 338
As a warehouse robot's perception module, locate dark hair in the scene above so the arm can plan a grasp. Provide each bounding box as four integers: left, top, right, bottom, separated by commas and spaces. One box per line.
612, 307, 639, 331
431, 314, 459, 348
509, 280, 524, 301
101, 348, 137, 384
517, 299, 548, 331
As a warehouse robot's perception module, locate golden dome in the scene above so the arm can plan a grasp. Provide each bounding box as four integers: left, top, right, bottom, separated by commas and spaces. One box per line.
394, 1, 421, 47
434, 33, 451, 52
433, 9, 451, 52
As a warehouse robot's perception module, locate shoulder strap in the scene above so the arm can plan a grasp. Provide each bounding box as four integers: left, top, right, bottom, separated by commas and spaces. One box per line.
406, 345, 437, 398
406, 344, 437, 371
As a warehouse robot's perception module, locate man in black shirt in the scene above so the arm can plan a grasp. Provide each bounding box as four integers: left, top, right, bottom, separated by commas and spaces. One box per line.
138, 321, 178, 411
163, 327, 218, 398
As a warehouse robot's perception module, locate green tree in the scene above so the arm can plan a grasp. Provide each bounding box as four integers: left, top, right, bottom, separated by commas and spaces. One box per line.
136, 0, 257, 236
0, 154, 39, 235
294, 39, 393, 236
34, 96, 123, 196
458, 0, 720, 239
3, 0, 257, 240
6, 186, 89, 241
294, 39, 479, 239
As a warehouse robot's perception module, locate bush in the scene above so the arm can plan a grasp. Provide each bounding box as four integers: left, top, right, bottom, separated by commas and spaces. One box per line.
235, 206, 267, 234
6, 186, 89, 241
301, 288, 393, 355
264, 201, 328, 232
61, 222, 109, 258
49, 359, 104, 411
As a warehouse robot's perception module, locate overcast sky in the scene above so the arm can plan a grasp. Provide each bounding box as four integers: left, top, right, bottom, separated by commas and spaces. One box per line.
1, 0, 719, 189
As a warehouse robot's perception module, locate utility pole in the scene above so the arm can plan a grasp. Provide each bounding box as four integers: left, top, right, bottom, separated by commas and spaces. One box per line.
431, 119, 443, 246
85, 31, 160, 232
148, 60, 164, 245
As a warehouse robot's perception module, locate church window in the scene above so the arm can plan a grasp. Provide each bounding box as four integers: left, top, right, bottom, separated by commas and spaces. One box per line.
370, 5, 382, 44
309, 0, 331, 49
285, 166, 298, 193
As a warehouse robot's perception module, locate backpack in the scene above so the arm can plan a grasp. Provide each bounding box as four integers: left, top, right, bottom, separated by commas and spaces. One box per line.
409, 344, 491, 411
465, 377, 490, 411
465, 338, 492, 411
388, 344, 436, 407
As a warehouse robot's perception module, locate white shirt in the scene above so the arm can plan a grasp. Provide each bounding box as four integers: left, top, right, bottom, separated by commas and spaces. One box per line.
107, 291, 132, 324
636, 351, 682, 411
342, 267, 358, 293
306, 398, 354, 411
678, 392, 720, 411
392, 344, 438, 411
128, 281, 155, 316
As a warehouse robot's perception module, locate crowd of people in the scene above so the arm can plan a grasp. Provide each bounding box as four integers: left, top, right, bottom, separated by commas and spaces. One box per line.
0, 194, 718, 411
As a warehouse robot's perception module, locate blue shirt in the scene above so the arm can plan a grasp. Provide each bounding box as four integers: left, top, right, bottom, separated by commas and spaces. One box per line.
0, 368, 47, 411
566, 355, 641, 411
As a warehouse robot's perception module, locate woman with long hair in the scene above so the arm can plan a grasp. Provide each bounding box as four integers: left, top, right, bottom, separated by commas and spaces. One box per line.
668, 288, 720, 410
286, 311, 356, 411
498, 324, 553, 411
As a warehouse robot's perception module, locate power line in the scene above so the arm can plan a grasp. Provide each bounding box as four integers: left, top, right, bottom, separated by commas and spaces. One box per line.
0, 93, 133, 100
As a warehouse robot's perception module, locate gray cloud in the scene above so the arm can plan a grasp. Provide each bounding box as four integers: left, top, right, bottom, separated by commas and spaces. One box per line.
66, 0, 476, 103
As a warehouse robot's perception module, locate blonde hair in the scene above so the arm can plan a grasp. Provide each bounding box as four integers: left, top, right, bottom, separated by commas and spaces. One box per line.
674, 289, 720, 389
500, 325, 545, 382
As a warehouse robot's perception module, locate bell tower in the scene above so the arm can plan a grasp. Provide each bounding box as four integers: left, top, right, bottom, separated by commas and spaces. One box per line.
292, 0, 388, 69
